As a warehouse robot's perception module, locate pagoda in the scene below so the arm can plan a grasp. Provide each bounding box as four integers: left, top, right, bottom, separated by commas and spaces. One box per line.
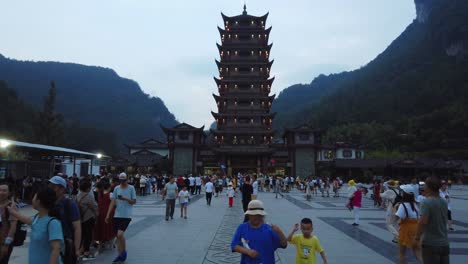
210, 4, 276, 175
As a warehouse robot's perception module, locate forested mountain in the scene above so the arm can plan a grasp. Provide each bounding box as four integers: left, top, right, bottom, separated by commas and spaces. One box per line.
272, 0, 468, 158
0, 55, 178, 154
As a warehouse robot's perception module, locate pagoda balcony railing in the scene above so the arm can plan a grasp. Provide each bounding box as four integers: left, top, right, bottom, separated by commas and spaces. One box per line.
222, 124, 273, 129
220, 55, 269, 62
222, 71, 269, 78
221, 39, 268, 46
225, 105, 265, 110
219, 89, 270, 95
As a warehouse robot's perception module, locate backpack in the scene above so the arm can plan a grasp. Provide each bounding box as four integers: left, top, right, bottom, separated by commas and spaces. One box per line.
5, 206, 27, 247
56, 198, 78, 264
391, 189, 403, 207
45, 216, 76, 264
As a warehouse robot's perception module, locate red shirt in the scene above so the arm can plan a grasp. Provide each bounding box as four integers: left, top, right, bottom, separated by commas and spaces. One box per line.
352, 190, 362, 207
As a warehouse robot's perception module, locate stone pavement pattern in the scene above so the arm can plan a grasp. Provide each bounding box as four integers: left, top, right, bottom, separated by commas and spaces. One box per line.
10, 185, 468, 263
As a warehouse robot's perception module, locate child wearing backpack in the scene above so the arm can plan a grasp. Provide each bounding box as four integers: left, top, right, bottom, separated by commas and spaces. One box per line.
395, 185, 422, 263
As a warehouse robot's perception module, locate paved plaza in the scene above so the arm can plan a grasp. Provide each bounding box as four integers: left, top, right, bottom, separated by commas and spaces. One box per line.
10, 185, 468, 263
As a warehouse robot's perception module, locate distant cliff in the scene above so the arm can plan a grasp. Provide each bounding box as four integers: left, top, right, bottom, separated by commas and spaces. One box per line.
273, 0, 468, 157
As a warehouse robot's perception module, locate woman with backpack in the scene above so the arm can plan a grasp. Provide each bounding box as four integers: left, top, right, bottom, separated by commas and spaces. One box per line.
0, 182, 18, 263
395, 185, 422, 263
76, 179, 98, 260
8, 187, 63, 264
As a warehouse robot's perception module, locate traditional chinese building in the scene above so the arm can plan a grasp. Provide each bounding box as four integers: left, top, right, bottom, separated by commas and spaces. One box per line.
144, 6, 368, 178
209, 4, 275, 176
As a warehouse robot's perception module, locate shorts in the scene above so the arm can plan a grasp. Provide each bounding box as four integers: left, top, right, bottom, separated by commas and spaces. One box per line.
181, 202, 188, 207
448, 210, 452, 221
113, 217, 131, 232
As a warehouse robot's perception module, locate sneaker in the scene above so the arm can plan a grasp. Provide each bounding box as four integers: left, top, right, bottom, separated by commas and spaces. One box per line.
170, 216, 173, 220
449, 227, 455, 231
165, 218, 169, 221
121, 251, 127, 261
352, 223, 359, 226
184, 216, 187, 219
112, 255, 123, 263
82, 253, 96, 261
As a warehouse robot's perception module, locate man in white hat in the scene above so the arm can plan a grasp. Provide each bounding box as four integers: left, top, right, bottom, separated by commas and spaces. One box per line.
105, 172, 136, 263
231, 200, 287, 264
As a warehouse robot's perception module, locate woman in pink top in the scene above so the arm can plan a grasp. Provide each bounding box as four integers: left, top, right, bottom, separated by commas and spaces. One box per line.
349, 181, 363, 226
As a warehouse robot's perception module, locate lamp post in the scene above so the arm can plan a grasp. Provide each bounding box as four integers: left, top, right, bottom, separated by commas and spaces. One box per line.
0, 139, 11, 149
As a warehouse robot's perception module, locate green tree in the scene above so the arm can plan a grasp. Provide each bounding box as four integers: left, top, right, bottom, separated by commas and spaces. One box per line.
35, 81, 65, 145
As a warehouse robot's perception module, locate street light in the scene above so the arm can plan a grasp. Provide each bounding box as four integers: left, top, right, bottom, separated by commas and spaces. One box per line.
0, 139, 11, 149
96, 153, 103, 159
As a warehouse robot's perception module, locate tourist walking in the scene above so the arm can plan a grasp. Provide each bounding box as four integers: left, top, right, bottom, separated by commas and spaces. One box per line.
227, 184, 235, 207
49, 175, 81, 264
105, 173, 137, 263
439, 181, 454, 231
231, 200, 287, 264
373, 180, 382, 207
275, 176, 283, 199
76, 179, 98, 260
241, 177, 253, 222
381, 180, 400, 243
139, 175, 147, 196
8, 187, 63, 264
332, 178, 340, 197
188, 174, 195, 195
205, 178, 214, 206
395, 185, 422, 264
415, 176, 450, 264
178, 186, 190, 219
252, 176, 258, 200
347, 180, 362, 226
94, 179, 115, 251
195, 175, 202, 195
163, 176, 178, 221
0, 183, 18, 263
287, 218, 328, 264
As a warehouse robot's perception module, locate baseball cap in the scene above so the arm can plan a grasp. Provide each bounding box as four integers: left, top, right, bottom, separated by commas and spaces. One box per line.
49, 176, 67, 188
118, 172, 127, 180
400, 184, 415, 194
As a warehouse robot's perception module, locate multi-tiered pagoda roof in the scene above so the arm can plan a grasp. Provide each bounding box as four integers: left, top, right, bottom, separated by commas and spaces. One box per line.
210, 4, 276, 151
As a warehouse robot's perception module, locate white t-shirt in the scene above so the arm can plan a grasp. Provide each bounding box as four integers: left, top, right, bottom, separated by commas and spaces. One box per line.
178, 190, 190, 203
395, 202, 419, 219
189, 177, 195, 186
205, 182, 214, 193
439, 190, 451, 210
195, 177, 202, 186
252, 181, 258, 195
228, 187, 235, 198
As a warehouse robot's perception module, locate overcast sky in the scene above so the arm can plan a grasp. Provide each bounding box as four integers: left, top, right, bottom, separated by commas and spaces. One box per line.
0, 0, 415, 127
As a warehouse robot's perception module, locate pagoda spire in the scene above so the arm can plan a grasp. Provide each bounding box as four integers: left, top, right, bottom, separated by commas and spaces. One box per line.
243, 2, 247, 15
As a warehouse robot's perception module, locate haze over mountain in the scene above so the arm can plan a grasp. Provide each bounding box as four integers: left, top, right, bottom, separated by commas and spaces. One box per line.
273, 0, 468, 157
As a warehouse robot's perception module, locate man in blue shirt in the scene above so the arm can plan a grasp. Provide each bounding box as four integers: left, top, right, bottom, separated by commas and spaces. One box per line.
231, 200, 287, 264
49, 175, 81, 263
106, 173, 137, 263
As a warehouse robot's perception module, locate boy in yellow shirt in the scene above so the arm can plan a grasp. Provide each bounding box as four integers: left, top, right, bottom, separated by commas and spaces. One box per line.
288, 218, 328, 264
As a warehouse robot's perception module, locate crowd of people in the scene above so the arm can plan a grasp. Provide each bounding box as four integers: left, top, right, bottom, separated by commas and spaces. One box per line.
0, 169, 456, 264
